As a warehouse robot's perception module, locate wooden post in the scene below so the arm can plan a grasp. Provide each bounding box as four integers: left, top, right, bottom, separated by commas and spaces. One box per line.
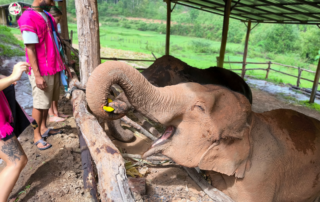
297, 67, 302, 87
265, 61, 271, 79
217, 0, 232, 68
2, 8, 6, 25
165, 0, 171, 55
310, 57, 320, 103
58, 1, 71, 63
75, 0, 101, 86
241, 20, 251, 78
70, 30, 73, 45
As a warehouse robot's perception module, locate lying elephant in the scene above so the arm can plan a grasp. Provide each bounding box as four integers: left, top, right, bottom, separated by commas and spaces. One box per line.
107, 55, 252, 142
86, 61, 320, 202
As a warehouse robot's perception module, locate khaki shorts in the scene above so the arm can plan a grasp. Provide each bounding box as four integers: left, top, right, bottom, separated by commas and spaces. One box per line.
28, 70, 61, 109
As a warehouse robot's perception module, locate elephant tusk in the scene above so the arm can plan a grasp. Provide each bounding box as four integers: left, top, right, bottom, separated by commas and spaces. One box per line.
103, 106, 115, 112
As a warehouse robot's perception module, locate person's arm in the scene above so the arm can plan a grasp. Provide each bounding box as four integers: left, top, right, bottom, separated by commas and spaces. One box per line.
26, 44, 47, 90
0, 74, 17, 85
0, 62, 30, 91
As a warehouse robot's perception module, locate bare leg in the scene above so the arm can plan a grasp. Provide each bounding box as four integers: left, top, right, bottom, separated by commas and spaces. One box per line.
32, 108, 51, 149
48, 101, 65, 122
0, 136, 28, 202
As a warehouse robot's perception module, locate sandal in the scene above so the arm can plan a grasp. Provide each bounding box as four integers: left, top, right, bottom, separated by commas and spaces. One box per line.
41, 128, 62, 138
34, 138, 52, 150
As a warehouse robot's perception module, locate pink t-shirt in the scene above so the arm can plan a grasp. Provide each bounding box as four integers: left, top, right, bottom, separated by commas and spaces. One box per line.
17, 8, 65, 76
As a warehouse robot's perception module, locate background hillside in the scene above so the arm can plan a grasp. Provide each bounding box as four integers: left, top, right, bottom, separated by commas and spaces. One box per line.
1, 0, 320, 90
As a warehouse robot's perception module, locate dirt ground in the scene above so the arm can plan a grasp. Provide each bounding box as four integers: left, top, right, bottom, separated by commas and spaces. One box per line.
0, 82, 319, 202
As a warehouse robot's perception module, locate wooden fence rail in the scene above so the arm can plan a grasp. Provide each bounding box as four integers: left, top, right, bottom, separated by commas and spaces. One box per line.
224, 61, 320, 88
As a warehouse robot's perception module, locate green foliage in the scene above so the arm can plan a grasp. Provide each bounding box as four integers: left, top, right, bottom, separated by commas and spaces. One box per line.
300, 27, 320, 62
0, 25, 24, 57
250, 24, 299, 54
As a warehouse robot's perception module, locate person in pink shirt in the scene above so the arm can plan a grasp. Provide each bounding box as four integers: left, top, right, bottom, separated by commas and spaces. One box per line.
0, 62, 30, 202
17, 0, 68, 150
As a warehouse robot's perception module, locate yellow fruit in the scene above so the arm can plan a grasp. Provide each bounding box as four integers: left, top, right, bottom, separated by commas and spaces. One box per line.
107, 98, 113, 103
103, 106, 114, 112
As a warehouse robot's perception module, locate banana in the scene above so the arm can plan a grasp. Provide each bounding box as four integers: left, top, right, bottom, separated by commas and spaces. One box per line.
107, 98, 113, 103
103, 106, 115, 112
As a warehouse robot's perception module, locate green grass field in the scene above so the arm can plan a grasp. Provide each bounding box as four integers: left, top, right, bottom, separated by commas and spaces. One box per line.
7, 23, 319, 90
0, 25, 24, 57
67, 23, 320, 90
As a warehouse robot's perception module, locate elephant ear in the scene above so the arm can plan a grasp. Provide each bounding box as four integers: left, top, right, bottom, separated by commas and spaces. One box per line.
198, 125, 252, 179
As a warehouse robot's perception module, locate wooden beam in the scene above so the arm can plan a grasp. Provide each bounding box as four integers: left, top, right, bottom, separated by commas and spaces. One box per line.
68, 68, 135, 202
241, 20, 251, 78
175, 2, 244, 21
309, 57, 320, 103
75, 0, 101, 86
58, 1, 71, 63
165, 0, 171, 55
78, 130, 99, 201
217, 0, 232, 68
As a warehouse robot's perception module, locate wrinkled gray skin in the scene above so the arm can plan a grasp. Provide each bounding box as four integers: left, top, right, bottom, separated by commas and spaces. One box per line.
86, 61, 320, 202
107, 55, 252, 142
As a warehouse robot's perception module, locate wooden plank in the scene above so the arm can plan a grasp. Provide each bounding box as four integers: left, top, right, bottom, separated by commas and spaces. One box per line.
272, 62, 316, 73
242, 20, 251, 78
75, 0, 101, 86
100, 57, 155, 62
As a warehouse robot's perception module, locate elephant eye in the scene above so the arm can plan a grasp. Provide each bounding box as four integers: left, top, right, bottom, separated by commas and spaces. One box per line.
196, 105, 205, 112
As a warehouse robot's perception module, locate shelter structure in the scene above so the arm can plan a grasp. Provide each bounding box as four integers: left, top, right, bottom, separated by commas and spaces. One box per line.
59, 1, 320, 201
164, 0, 320, 103
0, 2, 30, 27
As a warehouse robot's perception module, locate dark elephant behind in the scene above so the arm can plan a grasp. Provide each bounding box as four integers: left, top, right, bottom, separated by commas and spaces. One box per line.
107, 55, 252, 142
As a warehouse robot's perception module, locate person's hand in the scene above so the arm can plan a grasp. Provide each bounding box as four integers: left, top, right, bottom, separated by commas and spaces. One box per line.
35, 76, 47, 90
9, 62, 30, 83
65, 66, 72, 79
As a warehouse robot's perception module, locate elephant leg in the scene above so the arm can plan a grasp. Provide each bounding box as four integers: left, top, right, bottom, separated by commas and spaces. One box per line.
106, 120, 135, 143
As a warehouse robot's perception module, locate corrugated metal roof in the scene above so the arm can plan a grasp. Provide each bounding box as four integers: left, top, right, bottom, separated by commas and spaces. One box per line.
172, 0, 320, 24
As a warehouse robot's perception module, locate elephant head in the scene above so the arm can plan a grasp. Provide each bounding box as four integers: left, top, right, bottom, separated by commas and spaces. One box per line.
86, 61, 253, 178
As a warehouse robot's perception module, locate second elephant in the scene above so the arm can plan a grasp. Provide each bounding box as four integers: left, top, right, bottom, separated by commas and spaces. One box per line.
107, 55, 252, 142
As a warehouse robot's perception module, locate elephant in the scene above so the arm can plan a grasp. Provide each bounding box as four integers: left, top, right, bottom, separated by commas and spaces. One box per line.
86, 61, 320, 202
106, 55, 252, 142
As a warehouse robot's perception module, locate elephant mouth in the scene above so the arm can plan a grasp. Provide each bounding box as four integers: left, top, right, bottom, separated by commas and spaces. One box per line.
151, 126, 175, 148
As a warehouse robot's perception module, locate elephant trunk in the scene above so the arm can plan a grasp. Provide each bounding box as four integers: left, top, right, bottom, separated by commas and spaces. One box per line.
86, 61, 181, 124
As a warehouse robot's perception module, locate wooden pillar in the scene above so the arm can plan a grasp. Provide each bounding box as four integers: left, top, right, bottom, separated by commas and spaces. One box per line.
165, 0, 171, 55
241, 20, 251, 78
2, 8, 6, 25
217, 0, 232, 68
58, 1, 71, 63
75, 0, 101, 86
309, 57, 320, 103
